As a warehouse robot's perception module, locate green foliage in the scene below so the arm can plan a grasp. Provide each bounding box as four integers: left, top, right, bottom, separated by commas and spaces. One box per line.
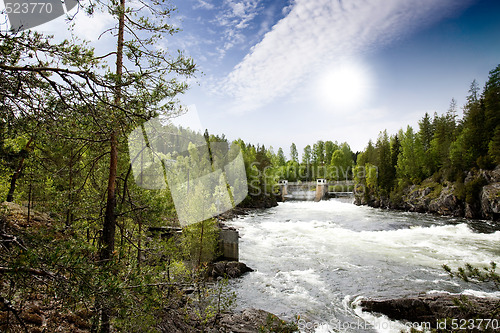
0, 201, 229, 332
302, 145, 312, 165
312, 140, 325, 165
488, 126, 500, 165
375, 131, 394, 195
464, 175, 487, 207
182, 219, 219, 268
483, 65, 500, 137
364, 163, 379, 191
429, 102, 457, 179
324, 140, 338, 165
188, 277, 237, 330
0, 1, 230, 330
240, 139, 353, 186
290, 143, 298, 163
389, 186, 405, 207
440, 262, 499, 330
330, 143, 354, 180
450, 128, 474, 174
443, 262, 499, 290
419, 112, 434, 153
396, 126, 425, 184
453, 177, 466, 201
354, 64, 500, 208
276, 147, 287, 167
258, 313, 299, 333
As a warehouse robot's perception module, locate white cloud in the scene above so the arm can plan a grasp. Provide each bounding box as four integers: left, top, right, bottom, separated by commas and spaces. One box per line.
213, 0, 262, 51
195, 0, 215, 10
221, 0, 474, 112
30, 1, 115, 43
215, 0, 261, 29
72, 11, 115, 41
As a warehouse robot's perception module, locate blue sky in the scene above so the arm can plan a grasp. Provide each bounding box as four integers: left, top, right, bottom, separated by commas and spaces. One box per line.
169, 0, 500, 156
6, 0, 500, 157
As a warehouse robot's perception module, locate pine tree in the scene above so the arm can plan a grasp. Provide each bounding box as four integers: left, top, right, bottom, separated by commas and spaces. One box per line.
290, 143, 298, 162
429, 102, 457, 178
488, 126, 500, 165
302, 145, 312, 165
312, 140, 325, 165
375, 131, 393, 194
324, 140, 338, 165
276, 147, 286, 166
451, 80, 485, 171
390, 134, 401, 173
397, 126, 425, 184
483, 65, 500, 136
418, 112, 433, 152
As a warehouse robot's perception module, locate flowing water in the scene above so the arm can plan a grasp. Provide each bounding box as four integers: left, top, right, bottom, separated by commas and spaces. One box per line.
226, 200, 500, 332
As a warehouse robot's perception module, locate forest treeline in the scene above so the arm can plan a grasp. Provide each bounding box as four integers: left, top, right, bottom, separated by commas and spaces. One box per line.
233, 138, 356, 206
354, 64, 500, 217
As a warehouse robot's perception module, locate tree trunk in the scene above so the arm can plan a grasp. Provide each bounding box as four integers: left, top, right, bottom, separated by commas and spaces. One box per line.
98, 131, 117, 333
6, 136, 34, 202
99, 0, 125, 330
100, 0, 124, 263
101, 131, 118, 261
66, 149, 74, 227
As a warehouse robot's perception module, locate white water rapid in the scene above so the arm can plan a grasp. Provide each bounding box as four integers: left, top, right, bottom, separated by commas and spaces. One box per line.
226, 200, 500, 332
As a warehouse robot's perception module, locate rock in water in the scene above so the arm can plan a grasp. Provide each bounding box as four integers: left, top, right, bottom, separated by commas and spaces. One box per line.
360, 293, 499, 328
207, 261, 254, 279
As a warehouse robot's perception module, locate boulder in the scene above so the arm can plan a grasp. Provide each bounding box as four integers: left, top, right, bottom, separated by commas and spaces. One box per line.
1, 201, 52, 229
360, 293, 499, 328
481, 167, 500, 183
404, 185, 432, 213
218, 308, 294, 333
428, 185, 463, 217
206, 261, 254, 279
481, 183, 500, 220
157, 307, 293, 333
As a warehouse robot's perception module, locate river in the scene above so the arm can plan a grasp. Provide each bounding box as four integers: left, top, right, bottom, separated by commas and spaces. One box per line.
226, 199, 500, 332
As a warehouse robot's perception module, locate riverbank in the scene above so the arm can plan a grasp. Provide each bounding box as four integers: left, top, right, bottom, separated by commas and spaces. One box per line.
217, 193, 278, 222
0, 202, 297, 332
355, 166, 500, 221
158, 306, 297, 332
360, 293, 499, 330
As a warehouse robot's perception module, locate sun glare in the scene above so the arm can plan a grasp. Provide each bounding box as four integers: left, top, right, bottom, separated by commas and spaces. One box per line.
317, 61, 372, 110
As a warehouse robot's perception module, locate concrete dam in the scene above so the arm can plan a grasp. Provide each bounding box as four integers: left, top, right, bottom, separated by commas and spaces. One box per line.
277, 179, 355, 202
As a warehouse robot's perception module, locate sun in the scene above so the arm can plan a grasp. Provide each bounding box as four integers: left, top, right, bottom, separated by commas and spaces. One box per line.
316, 61, 372, 110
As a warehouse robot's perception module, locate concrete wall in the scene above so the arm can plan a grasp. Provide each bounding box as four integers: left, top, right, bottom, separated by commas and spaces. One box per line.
315, 179, 328, 202
219, 228, 239, 261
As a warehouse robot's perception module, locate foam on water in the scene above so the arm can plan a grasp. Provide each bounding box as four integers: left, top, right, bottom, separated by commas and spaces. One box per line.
426, 289, 500, 298
352, 299, 409, 333
227, 200, 500, 332
233, 218, 499, 270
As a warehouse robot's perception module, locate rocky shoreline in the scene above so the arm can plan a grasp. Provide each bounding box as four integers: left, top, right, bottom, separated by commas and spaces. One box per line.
355, 166, 500, 221
360, 293, 499, 329
216, 193, 278, 222
158, 307, 296, 333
